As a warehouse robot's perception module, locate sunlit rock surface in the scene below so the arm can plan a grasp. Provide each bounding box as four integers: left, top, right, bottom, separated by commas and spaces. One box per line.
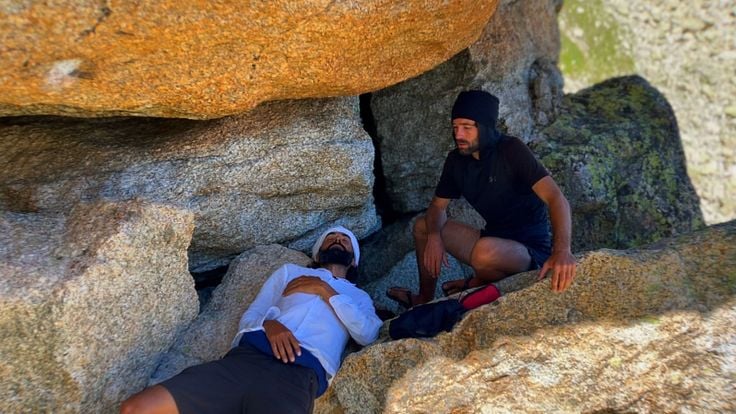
0, 0, 498, 119
0, 97, 379, 271
317, 221, 736, 413
0, 200, 197, 413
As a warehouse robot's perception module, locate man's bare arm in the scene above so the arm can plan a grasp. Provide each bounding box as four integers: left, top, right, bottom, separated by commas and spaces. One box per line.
282, 276, 337, 301
531, 176, 577, 292
263, 319, 301, 363
283, 276, 381, 345
263, 276, 339, 363
424, 196, 452, 277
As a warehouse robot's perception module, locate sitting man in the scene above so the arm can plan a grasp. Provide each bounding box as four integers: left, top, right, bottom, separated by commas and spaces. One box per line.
121, 226, 382, 414
387, 90, 577, 309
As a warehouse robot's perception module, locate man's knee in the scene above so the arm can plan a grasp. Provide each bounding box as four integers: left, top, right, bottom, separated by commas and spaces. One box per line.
119, 386, 176, 414
119, 396, 140, 414
470, 238, 532, 276
469, 239, 502, 268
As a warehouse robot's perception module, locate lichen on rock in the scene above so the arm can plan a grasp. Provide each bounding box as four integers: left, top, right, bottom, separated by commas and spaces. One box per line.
535, 75, 704, 251
0, 0, 499, 119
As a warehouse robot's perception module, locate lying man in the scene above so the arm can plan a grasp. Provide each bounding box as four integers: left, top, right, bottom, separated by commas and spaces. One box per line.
121, 226, 382, 414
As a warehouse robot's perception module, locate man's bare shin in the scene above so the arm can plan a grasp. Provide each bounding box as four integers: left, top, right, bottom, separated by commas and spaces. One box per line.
413, 216, 437, 302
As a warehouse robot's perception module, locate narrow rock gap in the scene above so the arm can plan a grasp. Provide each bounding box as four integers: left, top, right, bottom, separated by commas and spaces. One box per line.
192, 265, 229, 311
359, 93, 400, 225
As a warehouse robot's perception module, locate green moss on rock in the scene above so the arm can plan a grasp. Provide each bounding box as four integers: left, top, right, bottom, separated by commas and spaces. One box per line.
559, 0, 636, 87
534, 76, 704, 251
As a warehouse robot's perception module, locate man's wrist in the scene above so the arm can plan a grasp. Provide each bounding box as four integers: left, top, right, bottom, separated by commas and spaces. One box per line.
551, 240, 571, 253
321, 285, 338, 302
427, 232, 442, 240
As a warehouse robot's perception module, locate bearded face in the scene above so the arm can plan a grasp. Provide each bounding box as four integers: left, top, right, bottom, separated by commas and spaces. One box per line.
318, 247, 354, 267
452, 118, 480, 156
317, 232, 355, 267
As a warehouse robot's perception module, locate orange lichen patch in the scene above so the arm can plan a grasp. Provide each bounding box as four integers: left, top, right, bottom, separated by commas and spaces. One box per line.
0, 0, 499, 118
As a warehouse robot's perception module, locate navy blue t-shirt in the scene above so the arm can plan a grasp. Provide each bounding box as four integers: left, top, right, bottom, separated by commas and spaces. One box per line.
435, 135, 551, 244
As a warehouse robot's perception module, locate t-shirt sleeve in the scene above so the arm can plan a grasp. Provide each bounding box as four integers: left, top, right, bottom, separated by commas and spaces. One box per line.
504, 137, 549, 187
435, 153, 462, 199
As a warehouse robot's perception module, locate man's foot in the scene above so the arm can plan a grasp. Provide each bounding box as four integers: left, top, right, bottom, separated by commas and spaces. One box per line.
386, 287, 422, 309
441, 276, 476, 296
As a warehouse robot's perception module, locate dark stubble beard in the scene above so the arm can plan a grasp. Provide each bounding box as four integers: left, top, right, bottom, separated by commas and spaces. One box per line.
456, 140, 479, 156
318, 247, 354, 267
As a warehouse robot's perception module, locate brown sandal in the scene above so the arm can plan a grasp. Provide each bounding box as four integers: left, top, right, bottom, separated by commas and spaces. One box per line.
386, 287, 415, 309
441, 276, 473, 296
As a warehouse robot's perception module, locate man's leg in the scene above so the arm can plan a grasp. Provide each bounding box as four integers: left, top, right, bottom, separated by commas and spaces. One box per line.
242, 363, 317, 414
413, 216, 480, 303
388, 216, 478, 306
469, 236, 531, 281
388, 217, 533, 306
120, 385, 178, 414
120, 345, 267, 414
434, 236, 531, 297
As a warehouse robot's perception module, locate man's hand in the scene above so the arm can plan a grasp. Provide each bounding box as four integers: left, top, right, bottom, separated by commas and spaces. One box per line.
423, 234, 449, 278
537, 250, 577, 292
283, 276, 337, 302
263, 320, 301, 363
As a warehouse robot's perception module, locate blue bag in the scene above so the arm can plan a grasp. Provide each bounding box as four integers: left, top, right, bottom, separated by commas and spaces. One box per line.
388, 299, 466, 339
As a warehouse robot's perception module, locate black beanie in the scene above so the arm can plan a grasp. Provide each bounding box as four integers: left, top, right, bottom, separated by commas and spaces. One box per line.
451, 90, 500, 128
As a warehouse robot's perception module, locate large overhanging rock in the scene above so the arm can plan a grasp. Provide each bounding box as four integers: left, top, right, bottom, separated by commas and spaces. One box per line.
371, 0, 563, 213
317, 220, 736, 413
534, 75, 704, 251
0, 200, 198, 413
0, 97, 379, 271
0, 1, 499, 119
150, 244, 311, 385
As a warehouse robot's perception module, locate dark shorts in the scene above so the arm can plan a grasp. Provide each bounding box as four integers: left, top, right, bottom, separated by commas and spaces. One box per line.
160, 343, 318, 414
479, 228, 551, 271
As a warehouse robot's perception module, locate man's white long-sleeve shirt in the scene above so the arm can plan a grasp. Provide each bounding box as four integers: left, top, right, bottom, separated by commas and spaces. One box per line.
233, 263, 382, 380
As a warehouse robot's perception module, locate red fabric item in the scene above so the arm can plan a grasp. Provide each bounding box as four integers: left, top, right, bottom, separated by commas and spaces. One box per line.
460, 284, 501, 310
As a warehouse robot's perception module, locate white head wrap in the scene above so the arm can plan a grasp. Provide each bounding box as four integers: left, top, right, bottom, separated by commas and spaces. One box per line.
311, 225, 360, 266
